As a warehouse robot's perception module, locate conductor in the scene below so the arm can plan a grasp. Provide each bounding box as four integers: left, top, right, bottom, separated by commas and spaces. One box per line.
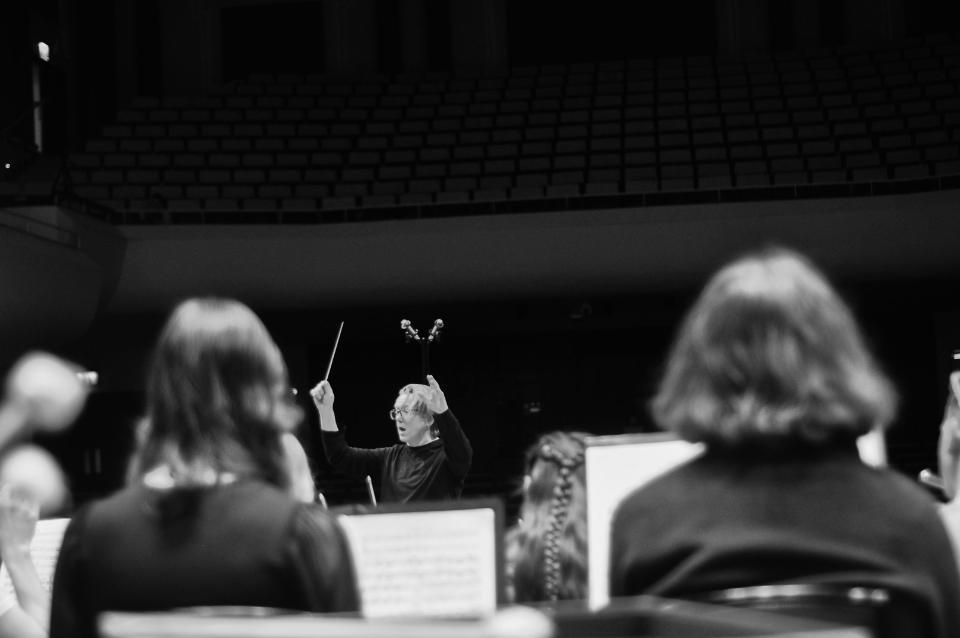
310, 375, 472, 503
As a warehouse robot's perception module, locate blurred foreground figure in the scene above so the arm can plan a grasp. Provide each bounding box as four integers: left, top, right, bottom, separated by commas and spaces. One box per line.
935, 372, 960, 577
0, 353, 89, 638
50, 298, 359, 638
0, 352, 89, 450
0, 486, 47, 638
0, 445, 71, 518
507, 431, 588, 603
610, 248, 960, 638
282, 433, 317, 504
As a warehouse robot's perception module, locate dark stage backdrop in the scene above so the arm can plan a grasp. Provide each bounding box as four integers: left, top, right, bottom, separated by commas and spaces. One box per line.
51, 279, 958, 509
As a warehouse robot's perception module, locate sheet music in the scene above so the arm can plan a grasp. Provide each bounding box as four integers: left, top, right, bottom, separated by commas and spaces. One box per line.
585, 435, 702, 610
337, 508, 497, 619
0, 517, 70, 597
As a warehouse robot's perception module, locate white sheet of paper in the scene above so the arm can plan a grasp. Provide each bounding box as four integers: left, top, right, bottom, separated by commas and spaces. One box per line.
586, 434, 702, 609
0, 517, 70, 598
338, 508, 497, 619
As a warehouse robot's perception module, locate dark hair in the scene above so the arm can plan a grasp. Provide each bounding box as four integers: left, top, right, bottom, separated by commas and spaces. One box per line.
653, 248, 896, 450
508, 431, 589, 603
128, 298, 292, 490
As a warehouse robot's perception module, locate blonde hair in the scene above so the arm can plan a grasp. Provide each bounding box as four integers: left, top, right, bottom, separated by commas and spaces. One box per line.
653, 248, 896, 449
397, 384, 437, 437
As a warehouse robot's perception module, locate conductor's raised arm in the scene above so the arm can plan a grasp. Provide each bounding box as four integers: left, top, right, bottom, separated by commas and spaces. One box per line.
425, 374, 472, 478
310, 380, 387, 479
310, 380, 339, 432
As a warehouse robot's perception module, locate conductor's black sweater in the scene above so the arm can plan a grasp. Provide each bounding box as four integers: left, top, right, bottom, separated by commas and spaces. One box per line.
321, 410, 472, 503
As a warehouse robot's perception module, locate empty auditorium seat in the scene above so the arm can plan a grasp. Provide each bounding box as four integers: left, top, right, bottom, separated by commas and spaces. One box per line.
64, 34, 960, 221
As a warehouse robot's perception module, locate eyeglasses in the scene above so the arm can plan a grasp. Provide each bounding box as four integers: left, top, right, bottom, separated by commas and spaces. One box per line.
389, 407, 413, 421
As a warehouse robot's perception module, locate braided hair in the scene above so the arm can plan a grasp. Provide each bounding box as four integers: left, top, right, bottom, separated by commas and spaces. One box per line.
507, 431, 589, 603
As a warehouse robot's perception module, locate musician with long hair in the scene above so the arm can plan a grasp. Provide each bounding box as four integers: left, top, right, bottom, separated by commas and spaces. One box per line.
0, 352, 90, 638
507, 431, 588, 603
609, 248, 960, 638
50, 298, 359, 638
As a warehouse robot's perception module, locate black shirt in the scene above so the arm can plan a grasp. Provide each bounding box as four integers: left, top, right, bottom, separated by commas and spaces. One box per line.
609, 446, 960, 638
50, 480, 360, 638
321, 409, 472, 503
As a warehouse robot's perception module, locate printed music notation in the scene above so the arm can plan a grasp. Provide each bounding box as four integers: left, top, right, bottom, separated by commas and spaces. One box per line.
0, 517, 69, 600
338, 508, 497, 619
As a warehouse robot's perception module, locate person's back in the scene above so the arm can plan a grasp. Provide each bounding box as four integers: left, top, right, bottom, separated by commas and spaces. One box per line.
612, 445, 953, 609
609, 249, 960, 638
49, 298, 360, 638
53, 481, 354, 632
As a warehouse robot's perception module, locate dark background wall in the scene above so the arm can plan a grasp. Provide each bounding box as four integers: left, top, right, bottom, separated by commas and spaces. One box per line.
46, 271, 960, 506
35, 192, 960, 505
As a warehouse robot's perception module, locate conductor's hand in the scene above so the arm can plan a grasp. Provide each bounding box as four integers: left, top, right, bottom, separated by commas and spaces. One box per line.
310, 380, 334, 412
425, 375, 449, 414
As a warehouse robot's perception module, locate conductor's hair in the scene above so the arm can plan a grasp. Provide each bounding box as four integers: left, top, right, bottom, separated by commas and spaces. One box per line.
397, 384, 437, 437
653, 247, 896, 450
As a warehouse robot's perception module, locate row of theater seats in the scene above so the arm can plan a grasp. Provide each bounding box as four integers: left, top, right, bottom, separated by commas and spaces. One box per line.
66, 34, 960, 219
